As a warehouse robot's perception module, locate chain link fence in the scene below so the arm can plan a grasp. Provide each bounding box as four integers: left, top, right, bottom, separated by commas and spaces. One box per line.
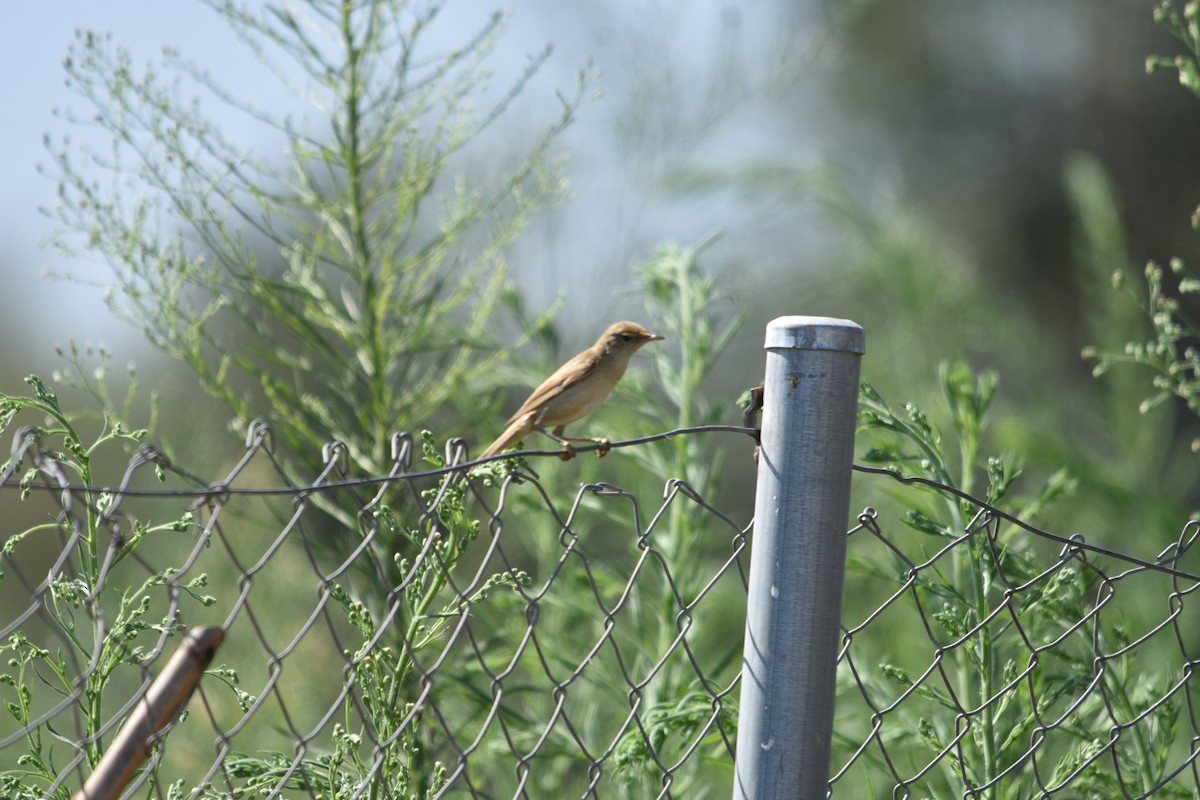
1, 424, 755, 799
1, 321, 1199, 798
835, 471, 1200, 798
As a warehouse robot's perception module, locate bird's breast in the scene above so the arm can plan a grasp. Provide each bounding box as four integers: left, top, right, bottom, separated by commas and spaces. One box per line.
535, 382, 611, 427
536, 364, 626, 427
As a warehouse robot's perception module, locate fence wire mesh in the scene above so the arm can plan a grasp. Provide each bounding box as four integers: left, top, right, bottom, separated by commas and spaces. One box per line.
1, 425, 752, 800
834, 469, 1200, 799
1, 423, 1198, 798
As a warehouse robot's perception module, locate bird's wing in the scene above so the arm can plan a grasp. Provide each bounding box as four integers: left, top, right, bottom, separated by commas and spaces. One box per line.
506, 349, 601, 424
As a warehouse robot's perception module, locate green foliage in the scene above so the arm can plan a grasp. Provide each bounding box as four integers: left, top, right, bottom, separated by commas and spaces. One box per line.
473, 252, 746, 797
0, 365, 206, 797
18, 0, 1197, 795
1063, 151, 1175, 475
1084, 258, 1200, 446
27, 1, 592, 792
610, 244, 746, 790
1084, 1, 1200, 464
0, 363, 544, 799
204, 433, 527, 799
46, 0, 579, 481
1147, 1, 1200, 101
620, 239, 747, 493
850, 367, 1191, 797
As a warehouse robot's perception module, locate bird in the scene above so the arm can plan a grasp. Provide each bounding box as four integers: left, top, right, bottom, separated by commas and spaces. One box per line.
475, 321, 664, 465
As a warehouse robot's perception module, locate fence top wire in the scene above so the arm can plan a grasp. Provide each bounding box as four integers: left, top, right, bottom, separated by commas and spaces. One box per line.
852, 464, 1200, 584
9, 425, 1191, 584
3, 423, 759, 500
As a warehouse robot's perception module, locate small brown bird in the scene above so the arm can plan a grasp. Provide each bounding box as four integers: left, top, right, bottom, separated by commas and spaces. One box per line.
476, 321, 664, 463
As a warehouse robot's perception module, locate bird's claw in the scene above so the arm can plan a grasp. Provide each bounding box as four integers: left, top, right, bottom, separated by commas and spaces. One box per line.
595, 439, 611, 458
558, 444, 577, 461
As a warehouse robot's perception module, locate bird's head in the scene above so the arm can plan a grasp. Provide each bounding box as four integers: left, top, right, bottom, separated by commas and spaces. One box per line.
597, 321, 665, 357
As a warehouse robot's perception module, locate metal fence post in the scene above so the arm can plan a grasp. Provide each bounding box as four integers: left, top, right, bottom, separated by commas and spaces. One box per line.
734, 316, 865, 800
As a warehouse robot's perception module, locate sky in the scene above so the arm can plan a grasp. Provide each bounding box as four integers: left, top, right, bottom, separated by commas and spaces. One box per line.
1, 4, 237, 356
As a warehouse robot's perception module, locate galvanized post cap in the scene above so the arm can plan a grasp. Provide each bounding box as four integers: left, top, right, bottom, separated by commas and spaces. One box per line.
764, 316, 865, 354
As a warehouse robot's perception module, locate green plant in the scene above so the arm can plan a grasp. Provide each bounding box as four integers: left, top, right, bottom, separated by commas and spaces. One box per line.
40, 4, 589, 787
46, 0, 578, 490
848, 365, 1192, 798
1084, 258, 1200, 444
195, 431, 529, 799
1084, 0, 1200, 431
612, 244, 747, 794
1082, 1, 1200, 458
470, 246, 748, 797
0, 358, 204, 798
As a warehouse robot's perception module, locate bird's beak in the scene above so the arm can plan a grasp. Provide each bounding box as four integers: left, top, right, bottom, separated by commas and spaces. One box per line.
646, 332, 665, 341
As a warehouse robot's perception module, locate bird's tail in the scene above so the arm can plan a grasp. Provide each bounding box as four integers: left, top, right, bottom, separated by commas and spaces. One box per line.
474, 417, 534, 465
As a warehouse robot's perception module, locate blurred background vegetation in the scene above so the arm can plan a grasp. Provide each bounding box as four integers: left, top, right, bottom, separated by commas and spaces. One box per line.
3, 0, 1198, 538
3, 0, 1200, 795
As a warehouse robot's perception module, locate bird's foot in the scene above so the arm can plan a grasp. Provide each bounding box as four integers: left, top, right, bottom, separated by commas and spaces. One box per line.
594, 439, 611, 458
558, 444, 577, 461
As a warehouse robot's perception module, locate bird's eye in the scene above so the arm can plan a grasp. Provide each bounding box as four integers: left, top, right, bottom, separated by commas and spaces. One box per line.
619, 334, 632, 342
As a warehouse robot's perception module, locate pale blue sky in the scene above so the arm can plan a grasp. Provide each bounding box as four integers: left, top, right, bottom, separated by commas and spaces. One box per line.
1, 4, 248, 353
